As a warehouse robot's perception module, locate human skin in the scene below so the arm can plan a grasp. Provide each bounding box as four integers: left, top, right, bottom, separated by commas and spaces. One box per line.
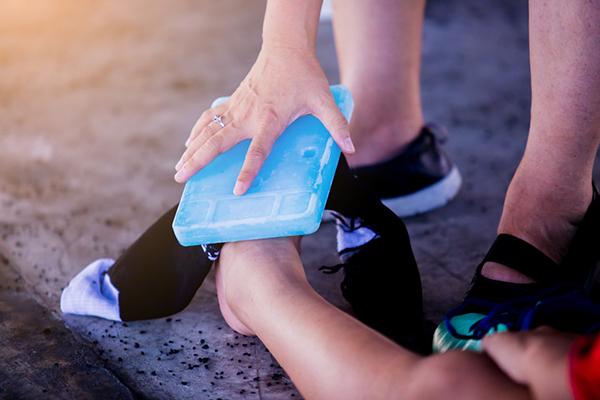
327, 0, 600, 282
331, 0, 426, 167
174, 0, 354, 195
182, 0, 595, 396
176, 0, 600, 280
214, 237, 531, 400
482, 0, 600, 282
175, 0, 430, 189
331, 0, 600, 281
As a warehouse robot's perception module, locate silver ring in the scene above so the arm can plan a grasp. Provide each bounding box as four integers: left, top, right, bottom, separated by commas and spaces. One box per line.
211, 114, 225, 128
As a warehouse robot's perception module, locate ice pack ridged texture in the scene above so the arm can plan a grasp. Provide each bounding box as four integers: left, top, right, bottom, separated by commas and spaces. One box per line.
173, 85, 354, 246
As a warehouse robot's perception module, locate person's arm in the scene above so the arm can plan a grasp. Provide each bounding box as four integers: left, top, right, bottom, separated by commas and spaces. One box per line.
175, 0, 354, 195
262, 0, 321, 50
215, 238, 529, 400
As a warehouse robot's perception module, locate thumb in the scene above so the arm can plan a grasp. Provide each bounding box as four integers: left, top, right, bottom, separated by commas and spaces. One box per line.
311, 93, 355, 154
482, 332, 530, 385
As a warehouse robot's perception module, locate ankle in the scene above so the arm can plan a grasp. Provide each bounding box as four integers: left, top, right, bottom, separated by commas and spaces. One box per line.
501, 166, 591, 261
347, 118, 423, 167
216, 238, 307, 334
481, 163, 592, 283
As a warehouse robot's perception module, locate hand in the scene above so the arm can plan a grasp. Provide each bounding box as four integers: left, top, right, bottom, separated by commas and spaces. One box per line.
174, 45, 355, 195
482, 328, 576, 400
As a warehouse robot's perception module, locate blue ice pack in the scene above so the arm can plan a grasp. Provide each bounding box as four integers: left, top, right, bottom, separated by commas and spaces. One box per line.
172, 85, 354, 246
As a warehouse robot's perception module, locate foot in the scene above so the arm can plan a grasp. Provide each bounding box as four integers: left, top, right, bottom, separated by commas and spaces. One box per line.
481, 167, 593, 283
350, 124, 461, 217
215, 237, 304, 337
434, 180, 600, 353
215, 258, 255, 336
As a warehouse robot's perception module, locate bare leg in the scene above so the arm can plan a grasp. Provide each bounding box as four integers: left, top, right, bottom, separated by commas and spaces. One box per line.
215, 238, 529, 400
332, 0, 426, 167
483, 0, 600, 282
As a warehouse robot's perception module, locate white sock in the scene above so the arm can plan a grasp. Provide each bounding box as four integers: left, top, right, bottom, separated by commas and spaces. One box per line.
60, 258, 122, 321
331, 212, 379, 261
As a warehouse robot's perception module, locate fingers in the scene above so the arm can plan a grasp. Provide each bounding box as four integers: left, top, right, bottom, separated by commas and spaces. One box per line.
177, 117, 229, 170
185, 103, 228, 148
482, 333, 529, 384
311, 92, 355, 154
233, 113, 280, 195
177, 102, 282, 191
179, 90, 349, 190
174, 126, 244, 183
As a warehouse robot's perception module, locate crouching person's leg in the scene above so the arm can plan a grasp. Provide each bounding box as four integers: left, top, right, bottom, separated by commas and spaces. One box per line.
215, 237, 530, 400
61, 205, 217, 321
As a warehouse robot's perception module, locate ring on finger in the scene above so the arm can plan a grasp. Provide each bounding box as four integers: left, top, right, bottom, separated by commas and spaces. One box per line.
211, 114, 226, 129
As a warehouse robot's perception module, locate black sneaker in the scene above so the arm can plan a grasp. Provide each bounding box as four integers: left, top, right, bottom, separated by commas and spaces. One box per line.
323, 157, 427, 353
352, 124, 461, 217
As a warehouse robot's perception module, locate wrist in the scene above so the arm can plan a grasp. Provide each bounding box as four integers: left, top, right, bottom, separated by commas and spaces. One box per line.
262, 0, 321, 52
259, 40, 317, 62
261, 37, 317, 53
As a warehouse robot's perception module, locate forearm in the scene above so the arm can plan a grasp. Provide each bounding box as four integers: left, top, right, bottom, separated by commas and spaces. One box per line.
262, 0, 323, 50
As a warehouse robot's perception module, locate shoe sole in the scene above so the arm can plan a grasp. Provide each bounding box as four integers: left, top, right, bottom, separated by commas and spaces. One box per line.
432, 313, 509, 354
382, 167, 462, 217
432, 314, 484, 353
322, 167, 461, 221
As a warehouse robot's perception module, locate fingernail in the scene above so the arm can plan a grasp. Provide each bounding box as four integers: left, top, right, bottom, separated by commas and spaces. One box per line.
174, 169, 185, 182
233, 181, 246, 196
184, 138, 190, 147
175, 159, 183, 170
343, 138, 355, 153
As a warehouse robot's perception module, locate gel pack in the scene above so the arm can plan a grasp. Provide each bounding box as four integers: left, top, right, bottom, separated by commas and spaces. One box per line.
173, 85, 353, 245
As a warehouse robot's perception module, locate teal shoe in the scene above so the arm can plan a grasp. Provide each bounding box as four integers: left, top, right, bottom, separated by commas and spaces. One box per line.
433, 233, 560, 353
433, 284, 600, 353
433, 312, 508, 353
434, 185, 600, 353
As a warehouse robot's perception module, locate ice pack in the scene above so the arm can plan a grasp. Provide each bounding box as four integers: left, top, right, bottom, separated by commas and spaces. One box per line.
172, 85, 353, 246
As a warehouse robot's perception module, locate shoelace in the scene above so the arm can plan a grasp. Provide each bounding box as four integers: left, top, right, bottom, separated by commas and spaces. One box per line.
319, 263, 345, 274
329, 211, 362, 233
444, 285, 600, 341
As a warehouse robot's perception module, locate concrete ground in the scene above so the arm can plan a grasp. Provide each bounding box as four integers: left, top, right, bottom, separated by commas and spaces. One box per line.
1, 0, 598, 398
